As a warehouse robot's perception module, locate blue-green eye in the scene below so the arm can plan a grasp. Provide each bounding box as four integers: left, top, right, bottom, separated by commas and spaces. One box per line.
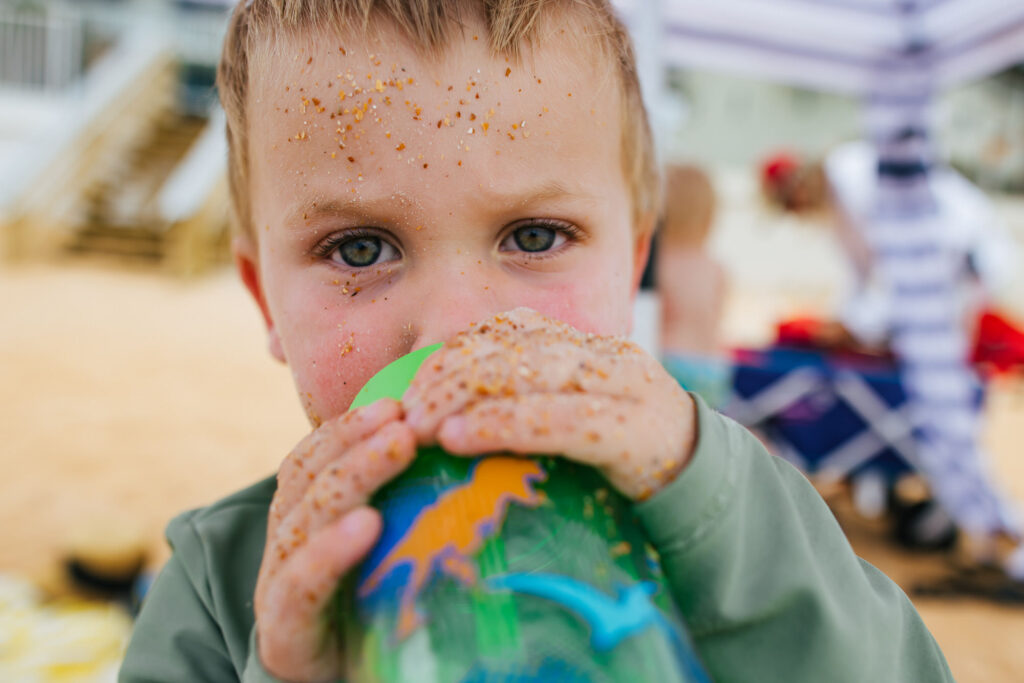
513, 226, 556, 252
500, 223, 571, 254
330, 234, 399, 268
339, 237, 380, 266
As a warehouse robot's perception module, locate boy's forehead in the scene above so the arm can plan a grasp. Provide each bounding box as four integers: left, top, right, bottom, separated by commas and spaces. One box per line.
250, 13, 610, 93
247, 22, 625, 222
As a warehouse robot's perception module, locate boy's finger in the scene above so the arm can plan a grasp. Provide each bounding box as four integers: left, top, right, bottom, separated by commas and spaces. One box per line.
404, 310, 588, 401
274, 399, 402, 525
258, 506, 381, 681
404, 344, 650, 441
436, 393, 637, 465
435, 393, 689, 499
300, 421, 416, 533
270, 422, 416, 564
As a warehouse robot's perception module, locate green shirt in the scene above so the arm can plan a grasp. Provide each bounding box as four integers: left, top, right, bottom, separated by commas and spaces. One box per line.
120, 398, 953, 682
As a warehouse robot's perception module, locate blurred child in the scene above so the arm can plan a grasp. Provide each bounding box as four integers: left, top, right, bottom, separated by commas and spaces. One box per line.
658, 165, 725, 357
120, 2, 952, 681
657, 164, 731, 406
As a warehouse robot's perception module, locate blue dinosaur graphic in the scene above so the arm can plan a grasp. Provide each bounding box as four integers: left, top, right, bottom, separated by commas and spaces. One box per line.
486, 573, 670, 651
487, 573, 712, 683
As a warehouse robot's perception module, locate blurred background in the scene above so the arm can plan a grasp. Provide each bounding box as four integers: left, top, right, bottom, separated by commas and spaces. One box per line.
1, 0, 1022, 680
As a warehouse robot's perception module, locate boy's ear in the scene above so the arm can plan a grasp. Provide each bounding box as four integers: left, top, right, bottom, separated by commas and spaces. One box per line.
630, 213, 656, 297
233, 235, 286, 364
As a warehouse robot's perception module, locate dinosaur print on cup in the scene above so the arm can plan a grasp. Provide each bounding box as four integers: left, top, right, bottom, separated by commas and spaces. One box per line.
359, 456, 548, 639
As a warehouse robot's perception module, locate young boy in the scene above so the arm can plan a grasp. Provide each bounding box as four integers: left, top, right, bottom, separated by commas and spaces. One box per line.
120, 1, 953, 681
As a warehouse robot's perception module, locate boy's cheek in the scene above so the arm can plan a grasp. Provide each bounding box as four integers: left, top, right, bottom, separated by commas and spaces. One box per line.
525, 278, 631, 337
275, 299, 402, 424
291, 335, 399, 425
272, 258, 633, 426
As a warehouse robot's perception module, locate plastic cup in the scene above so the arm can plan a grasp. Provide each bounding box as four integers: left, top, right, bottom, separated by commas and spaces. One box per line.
340, 345, 711, 682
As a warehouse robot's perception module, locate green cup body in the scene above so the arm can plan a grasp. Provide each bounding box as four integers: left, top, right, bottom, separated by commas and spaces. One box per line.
341, 347, 710, 683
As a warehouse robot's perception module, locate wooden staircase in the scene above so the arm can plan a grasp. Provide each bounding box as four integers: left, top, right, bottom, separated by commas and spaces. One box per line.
2, 35, 231, 276
66, 112, 209, 264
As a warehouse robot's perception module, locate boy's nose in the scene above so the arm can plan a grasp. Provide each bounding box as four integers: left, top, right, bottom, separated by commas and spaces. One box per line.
406, 276, 499, 351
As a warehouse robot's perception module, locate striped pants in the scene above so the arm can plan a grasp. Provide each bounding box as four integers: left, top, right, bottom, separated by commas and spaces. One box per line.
871, 193, 1018, 537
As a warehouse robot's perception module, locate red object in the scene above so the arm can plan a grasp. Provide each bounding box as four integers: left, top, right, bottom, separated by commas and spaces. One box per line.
773, 310, 1024, 377
972, 309, 1024, 375
776, 317, 822, 347
773, 316, 893, 369
760, 152, 800, 191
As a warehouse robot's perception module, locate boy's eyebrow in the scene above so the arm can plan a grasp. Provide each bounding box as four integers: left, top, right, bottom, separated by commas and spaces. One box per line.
285, 193, 416, 227
286, 180, 589, 227
480, 179, 587, 206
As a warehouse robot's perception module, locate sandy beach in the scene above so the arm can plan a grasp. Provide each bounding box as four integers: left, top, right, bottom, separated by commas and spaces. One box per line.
1, 257, 1022, 681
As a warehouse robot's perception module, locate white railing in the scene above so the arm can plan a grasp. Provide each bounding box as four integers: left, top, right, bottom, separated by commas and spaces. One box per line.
0, 2, 84, 92
72, 1, 230, 67
0, 29, 175, 222
0, 1, 229, 89
159, 106, 227, 225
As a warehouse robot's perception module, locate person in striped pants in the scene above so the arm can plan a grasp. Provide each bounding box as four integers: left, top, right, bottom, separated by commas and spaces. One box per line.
826, 122, 1024, 583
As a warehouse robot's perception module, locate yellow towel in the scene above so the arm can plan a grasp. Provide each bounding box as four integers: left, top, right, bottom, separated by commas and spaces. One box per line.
0, 574, 132, 683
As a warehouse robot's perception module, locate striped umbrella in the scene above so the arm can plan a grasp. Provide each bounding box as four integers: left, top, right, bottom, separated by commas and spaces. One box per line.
617, 0, 1024, 98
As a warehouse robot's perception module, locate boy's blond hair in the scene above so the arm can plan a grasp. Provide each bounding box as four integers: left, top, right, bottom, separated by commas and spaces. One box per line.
216, 0, 658, 238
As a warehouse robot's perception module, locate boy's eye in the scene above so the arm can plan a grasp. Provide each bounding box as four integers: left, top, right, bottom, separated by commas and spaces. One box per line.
331, 235, 399, 268
500, 223, 569, 254
513, 226, 556, 252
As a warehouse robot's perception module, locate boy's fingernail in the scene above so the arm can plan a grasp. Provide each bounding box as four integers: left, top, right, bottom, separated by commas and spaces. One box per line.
340, 506, 379, 536
439, 416, 466, 444
360, 399, 386, 418
404, 406, 420, 425
368, 398, 402, 422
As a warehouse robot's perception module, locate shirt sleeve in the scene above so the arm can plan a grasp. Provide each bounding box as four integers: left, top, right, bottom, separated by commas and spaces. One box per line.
119, 516, 286, 683
636, 395, 954, 683
119, 519, 241, 683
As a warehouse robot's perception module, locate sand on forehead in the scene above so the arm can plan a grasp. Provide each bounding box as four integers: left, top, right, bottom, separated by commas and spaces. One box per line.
0, 259, 1022, 682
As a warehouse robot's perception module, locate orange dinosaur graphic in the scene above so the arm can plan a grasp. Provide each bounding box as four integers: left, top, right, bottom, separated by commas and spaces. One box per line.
359, 457, 548, 639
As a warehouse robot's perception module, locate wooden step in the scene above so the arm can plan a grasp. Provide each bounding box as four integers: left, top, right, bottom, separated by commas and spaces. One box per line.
68, 223, 167, 260
65, 237, 165, 261
56, 110, 220, 270
76, 223, 164, 242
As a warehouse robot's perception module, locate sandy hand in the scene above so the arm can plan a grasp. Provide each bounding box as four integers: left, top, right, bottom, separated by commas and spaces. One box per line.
403, 308, 697, 500
254, 398, 416, 682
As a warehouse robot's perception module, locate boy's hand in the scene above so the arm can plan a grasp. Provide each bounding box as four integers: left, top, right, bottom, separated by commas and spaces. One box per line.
254, 399, 415, 682
403, 308, 697, 500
